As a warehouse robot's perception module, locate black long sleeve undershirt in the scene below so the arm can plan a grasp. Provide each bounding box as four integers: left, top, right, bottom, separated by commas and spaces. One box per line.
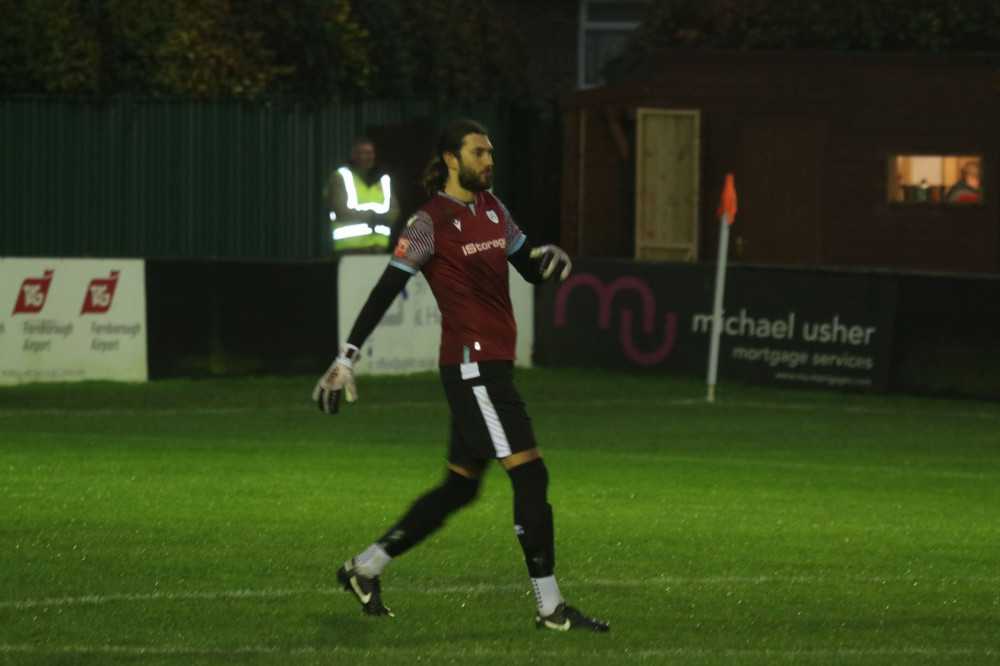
344, 242, 545, 350
508, 241, 546, 285
345, 264, 411, 349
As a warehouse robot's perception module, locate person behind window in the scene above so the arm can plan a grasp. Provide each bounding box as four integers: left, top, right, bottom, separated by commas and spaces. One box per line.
324, 137, 401, 254
945, 160, 981, 204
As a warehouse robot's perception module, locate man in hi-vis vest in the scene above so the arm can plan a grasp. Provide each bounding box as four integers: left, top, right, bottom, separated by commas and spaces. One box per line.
325, 137, 401, 254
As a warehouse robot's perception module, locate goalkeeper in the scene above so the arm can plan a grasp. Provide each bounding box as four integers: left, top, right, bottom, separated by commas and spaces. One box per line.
313, 119, 609, 632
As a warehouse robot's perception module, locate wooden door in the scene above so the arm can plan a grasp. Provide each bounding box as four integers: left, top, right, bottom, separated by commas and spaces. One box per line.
634, 108, 700, 262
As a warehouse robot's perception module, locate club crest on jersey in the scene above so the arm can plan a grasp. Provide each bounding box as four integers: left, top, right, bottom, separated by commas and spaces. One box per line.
453, 218, 462, 231
486, 210, 499, 224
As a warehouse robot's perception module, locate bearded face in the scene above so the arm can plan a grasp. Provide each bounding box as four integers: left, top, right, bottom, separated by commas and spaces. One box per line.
450, 133, 495, 194
457, 155, 494, 192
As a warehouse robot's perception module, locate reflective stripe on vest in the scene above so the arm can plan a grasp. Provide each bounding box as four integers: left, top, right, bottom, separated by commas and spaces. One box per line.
337, 167, 391, 214
331, 167, 392, 250
332, 222, 391, 250
333, 223, 392, 241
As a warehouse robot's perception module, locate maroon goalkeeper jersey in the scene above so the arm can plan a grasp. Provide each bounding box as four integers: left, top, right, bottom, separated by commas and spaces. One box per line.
389, 191, 527, 366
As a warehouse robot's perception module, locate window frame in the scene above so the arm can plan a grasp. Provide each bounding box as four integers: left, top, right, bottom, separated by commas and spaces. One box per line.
887, 153, 983, 207
577, 0, 651, 89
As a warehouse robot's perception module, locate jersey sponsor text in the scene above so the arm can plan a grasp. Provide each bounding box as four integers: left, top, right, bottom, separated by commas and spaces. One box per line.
462, 238, 507, 256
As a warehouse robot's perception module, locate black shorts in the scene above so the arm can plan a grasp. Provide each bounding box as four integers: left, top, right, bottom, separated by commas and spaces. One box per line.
440, 360, 537, 469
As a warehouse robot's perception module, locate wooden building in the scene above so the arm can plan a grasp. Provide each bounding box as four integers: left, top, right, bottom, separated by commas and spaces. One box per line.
559, 51, 1000, 274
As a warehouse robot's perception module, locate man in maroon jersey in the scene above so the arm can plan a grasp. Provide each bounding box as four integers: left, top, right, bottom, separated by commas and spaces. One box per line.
313, 119, 609, 632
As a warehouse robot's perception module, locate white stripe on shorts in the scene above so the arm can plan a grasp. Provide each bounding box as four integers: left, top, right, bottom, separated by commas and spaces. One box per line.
461, 362, 480, 380
472, 384, 512, 458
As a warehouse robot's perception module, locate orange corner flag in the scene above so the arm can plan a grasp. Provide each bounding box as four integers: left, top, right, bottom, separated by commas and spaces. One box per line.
716, 173, 737, 225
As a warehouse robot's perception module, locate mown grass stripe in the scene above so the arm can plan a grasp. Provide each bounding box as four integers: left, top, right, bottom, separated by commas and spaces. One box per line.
1, 398, 997, 420
5, 575, 999, 610
0, 644, 995, 658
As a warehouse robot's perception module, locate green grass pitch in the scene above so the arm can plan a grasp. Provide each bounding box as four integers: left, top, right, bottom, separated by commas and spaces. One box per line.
1, 368, 998, 665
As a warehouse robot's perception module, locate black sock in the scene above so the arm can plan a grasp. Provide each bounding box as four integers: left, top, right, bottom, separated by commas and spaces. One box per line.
377, 470, 479, 557
508, 458, 555, 578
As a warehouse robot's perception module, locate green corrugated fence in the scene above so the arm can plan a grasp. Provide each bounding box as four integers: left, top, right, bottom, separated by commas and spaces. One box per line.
0, 96, 519, 260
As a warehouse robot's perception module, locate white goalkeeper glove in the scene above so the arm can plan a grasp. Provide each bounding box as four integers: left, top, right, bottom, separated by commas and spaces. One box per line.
312, 343, 360, 415
530, 244, 572, 281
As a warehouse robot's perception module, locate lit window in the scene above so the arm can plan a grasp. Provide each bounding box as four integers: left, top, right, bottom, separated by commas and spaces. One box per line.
889, 154, 983, 205
578, 1, 651, 88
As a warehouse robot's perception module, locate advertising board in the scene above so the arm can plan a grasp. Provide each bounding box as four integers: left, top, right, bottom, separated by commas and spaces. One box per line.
1, 258, 148, 384
535, 260, 895, 392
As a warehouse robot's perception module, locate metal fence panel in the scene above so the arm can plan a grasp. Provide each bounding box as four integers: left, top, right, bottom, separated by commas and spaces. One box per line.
0, 97, 442, 260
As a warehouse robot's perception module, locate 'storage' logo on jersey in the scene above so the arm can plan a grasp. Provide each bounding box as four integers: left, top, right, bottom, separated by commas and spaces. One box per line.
462, 238, 506, 256
394, 238, 410, 258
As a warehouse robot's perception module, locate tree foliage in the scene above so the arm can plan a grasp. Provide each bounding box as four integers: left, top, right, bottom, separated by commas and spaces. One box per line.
232, 0, 371, 101
0, 0, 527, 103
609, 0, 1000, 82
350, 0, 527, 101
0, 0, 101, 92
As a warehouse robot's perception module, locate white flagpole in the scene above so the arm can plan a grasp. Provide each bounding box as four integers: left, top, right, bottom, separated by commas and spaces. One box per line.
706, 213, 730, 403
707, 174, 737, 403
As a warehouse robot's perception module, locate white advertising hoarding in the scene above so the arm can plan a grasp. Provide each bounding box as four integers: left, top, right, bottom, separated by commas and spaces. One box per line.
338, 256, 534, 375
0, 258, 148, 384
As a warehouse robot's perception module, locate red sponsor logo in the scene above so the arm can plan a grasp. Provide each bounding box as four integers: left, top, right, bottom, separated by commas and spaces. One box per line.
12, 269, 55, 315
393, 238, 410, 258
81, 270, 121, 314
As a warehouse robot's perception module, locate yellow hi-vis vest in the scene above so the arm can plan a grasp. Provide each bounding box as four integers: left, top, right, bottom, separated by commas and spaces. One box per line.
332, 167, 392, 251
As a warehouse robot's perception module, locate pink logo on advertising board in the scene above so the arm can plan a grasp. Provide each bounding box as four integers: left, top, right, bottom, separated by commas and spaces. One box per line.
12, 269, 55, 315
81, 270, 120, 314
554, 273, 677, 366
